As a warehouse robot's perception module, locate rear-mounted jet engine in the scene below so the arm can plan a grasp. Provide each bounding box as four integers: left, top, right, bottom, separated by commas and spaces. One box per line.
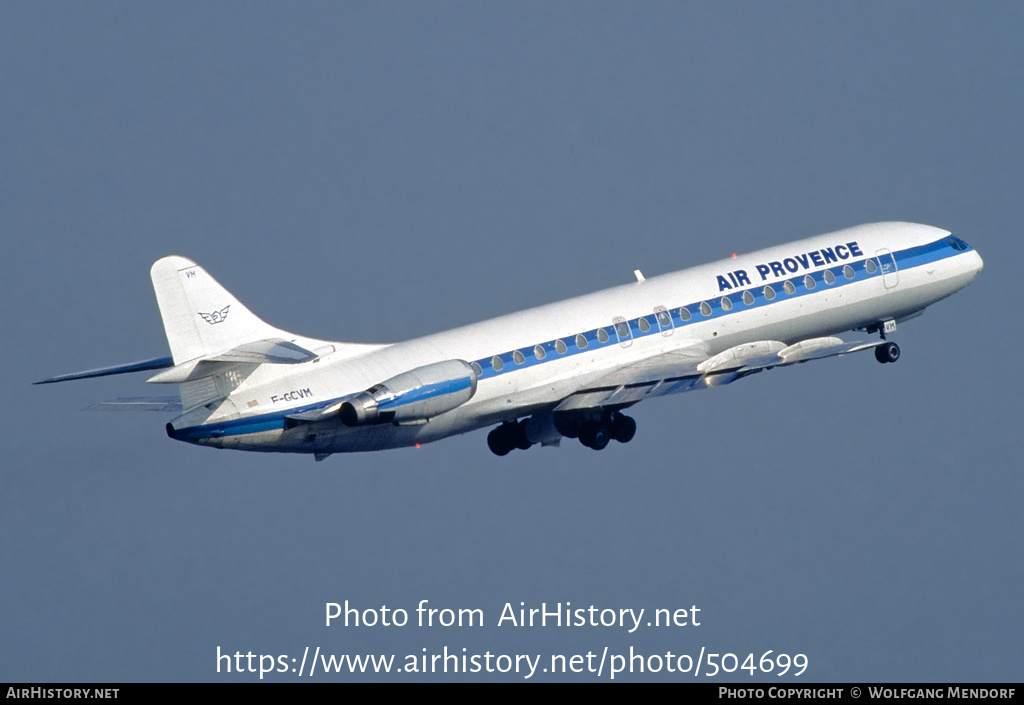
339, 359, 478, 426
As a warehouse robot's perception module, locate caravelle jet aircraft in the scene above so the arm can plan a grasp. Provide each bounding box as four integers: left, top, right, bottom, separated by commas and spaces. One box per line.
38, 222, 982, 459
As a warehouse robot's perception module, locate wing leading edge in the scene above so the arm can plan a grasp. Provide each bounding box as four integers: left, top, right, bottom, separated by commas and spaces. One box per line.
34, 356, 175, 385
554, 336, 883, 412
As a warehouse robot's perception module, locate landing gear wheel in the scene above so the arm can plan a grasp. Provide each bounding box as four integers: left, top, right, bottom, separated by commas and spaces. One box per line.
487, 425, 514, 456
580, 421, 611, 450
514, 420, 532, 450
488, 421, 533, 456
612, 415, 637, 443
875, 341, 901, 364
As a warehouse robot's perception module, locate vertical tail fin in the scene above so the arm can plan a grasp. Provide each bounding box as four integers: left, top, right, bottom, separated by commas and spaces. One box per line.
150, 256, 286, 365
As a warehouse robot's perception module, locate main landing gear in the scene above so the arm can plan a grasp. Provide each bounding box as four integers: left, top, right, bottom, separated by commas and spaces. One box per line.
487, 420, 532, 457
555, 407, 636, 452
486, 409, 638, 456
578, 412, 636, 450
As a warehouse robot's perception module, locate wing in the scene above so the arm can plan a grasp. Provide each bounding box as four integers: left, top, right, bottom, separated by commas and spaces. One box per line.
36, 338, 318, 386
555, 336, 883, 412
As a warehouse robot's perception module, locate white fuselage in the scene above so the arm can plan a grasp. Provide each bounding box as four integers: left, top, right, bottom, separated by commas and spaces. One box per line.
166, 222, 982, 454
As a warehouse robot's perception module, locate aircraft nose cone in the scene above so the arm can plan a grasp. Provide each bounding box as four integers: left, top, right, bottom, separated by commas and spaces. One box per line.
967, 247, 984, 279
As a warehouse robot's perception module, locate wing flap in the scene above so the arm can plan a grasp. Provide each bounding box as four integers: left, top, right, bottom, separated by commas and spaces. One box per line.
554, 345, 708, 412
86, 396, 183, 412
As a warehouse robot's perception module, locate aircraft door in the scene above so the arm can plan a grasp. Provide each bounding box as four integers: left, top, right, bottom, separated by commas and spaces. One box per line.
654, 306, 674, 336
876, 248, 899, 289
612, 316, 633, 347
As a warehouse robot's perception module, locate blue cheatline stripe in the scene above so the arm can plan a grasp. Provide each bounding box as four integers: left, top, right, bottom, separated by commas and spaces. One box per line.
377, 376, 473, 410
171, 376, 476, 440
175, 236, 972, 441
471, 235, 972, 380
169, 397, 340, 441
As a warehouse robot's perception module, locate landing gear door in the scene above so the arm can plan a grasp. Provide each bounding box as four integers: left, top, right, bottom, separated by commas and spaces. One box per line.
876, 248, 899, 289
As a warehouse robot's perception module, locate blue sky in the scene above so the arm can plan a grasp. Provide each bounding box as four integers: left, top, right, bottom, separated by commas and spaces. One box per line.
2, 2, 1021, 681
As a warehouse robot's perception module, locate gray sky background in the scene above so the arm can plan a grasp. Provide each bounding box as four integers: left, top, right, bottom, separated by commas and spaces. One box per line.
2, 2, 1021, 682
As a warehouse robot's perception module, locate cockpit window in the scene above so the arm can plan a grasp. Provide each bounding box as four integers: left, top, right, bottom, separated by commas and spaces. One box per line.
947, 235, 969, 251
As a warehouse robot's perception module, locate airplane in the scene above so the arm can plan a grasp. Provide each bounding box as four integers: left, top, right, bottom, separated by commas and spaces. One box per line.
36, 221, 982, 460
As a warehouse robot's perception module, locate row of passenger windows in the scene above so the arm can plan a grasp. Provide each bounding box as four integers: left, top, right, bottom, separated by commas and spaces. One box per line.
690, 263, 872, 319
476, 259, 881, 374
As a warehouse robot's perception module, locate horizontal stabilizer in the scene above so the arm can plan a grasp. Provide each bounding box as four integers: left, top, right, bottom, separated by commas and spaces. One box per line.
34, 356, 174, 385
86, 396, 183, 412
146, 339, 318, 383
207, 338, 317, 364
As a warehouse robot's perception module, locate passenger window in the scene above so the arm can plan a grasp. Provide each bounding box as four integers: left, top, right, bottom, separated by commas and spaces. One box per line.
513, 350, 525, 365
763, 285, 776, 300
721, 296, 733, 311
615, 321, 630, 338
804, 274, 816, 290
699, 301, 712, 316
555, 340, 567, 354
865, 259, 877, 274
824, 270, 836, 285
784, 280, 796, 295
470, 361, 483, 376
534, 345, 546, 360
656, 309, 672, 327
638, 317, 651, 332
491, 356, 504, 371
843, 265, 855, 279
679, 307, 692, 322
575, 333, 588, 349
597, 328, 609, 343
743, 290, 754, 305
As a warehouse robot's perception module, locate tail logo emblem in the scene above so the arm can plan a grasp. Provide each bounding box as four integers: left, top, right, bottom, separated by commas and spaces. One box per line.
198, 305, 231, 325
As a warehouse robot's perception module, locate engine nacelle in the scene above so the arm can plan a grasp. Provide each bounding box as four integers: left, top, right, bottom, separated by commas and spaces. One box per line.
339, 359, 478, 426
